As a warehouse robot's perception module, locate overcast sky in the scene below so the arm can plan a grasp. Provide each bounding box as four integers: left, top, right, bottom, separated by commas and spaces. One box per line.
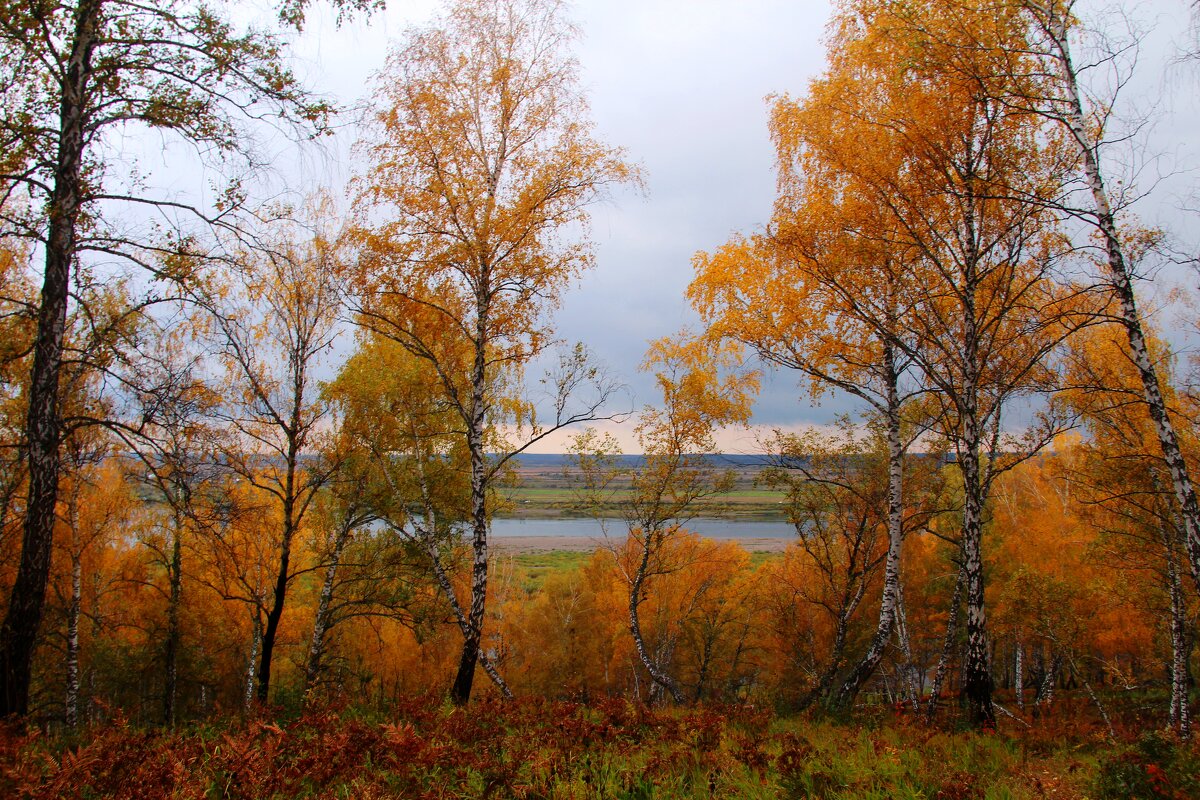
281, 0, 1200, 453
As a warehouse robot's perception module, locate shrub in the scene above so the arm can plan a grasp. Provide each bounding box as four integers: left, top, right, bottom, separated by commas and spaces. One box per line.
1094, 730, 1200, 800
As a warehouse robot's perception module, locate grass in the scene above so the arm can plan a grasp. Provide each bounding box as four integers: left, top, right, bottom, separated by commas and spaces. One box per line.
498, 486, 790, 518
503, 549, 783, 593
748, 551, 783, 568
507, 550, 592, 592
5, 699, 1193, 799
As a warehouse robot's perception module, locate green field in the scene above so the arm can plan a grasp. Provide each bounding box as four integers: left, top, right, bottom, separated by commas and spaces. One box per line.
506, 550, 594, 591
498, 485, 789, 519
502, 548, 783, 593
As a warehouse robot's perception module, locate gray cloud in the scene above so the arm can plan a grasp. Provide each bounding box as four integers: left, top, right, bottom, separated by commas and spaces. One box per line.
286, 0, 1200, 448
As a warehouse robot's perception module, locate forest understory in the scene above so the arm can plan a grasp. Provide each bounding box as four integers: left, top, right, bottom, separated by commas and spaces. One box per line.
2, 695, 1198, 800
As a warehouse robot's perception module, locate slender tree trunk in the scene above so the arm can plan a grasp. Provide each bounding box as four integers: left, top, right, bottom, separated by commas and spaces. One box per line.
63, 482, 83, 731
1167, 533, 1192, 739
836, 356, 905, 707
65, 553, 82, 730
804, 611, 852, 710
1038, 3, 1200, 597
0, 0, 100, 718
646, 634, 681, 706
258, 450, 298, 704
429, 542, 513, 699
1064, 650, 1115, 738
244, 608, 261, 713
960, 396, 994, 725
163, 505, 183, 726
725, 617, 753, 701
450, 308, 492, 706
805, 576, 869, 711
1035, 652, 1060, 708
693, 629, 717, 702
304, 523, 352, 695
1014, 636, 1025, 712
628, 529, 684, 704
411, 459, 511, 700
894, 581, 921, 710
926, 566, 965, 721
450, 429, 490, 704
87, 664, 96, 725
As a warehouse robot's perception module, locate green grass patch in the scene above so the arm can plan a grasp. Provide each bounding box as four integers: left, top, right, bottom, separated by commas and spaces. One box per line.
507, 549, 591, 591
748, 551, 783, 567
501, 486, 789, 514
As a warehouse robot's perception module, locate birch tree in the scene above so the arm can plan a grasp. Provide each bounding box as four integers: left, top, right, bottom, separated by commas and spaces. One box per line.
126, 362, 220, 727
210, 212, 344, 704
1060, 324, 1197, 737
299, 375, 442, 698
694, 0, 1089, 724
568, 337, 754, 704
1011, 0, 1200, 601
350, 0, 635, 705
794, 0, 1093, 725
331, 329, 528, 699
53, 437, 129, 729
300, 449, 379, 696
0, 0, 332, 716
690, 83, 932, 709
761, 420, 947, 709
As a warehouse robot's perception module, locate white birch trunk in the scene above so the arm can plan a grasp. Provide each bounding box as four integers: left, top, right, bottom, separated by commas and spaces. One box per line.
163, 503, 183, 726
244, 609, 261, 713
1064, 649, 1115, 738
65, 552, 81, 730
836, 348, 906, 707
1036, 651, 1059, 709
1035, 2, 1200, 597
960, 410, 994, 724
926, 566, 965, 720
64, 484, 83, 730
628, 529, 684, 704
428, 543, 513, 699
1014, 637, 1025, 711
894, 581, 921, 710
1167, 533, 1192, 739
304, 522, 352, 695
450, 301, 493, 705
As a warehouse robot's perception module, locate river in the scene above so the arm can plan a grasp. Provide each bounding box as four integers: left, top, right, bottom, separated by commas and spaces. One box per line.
490, 517, 795, 539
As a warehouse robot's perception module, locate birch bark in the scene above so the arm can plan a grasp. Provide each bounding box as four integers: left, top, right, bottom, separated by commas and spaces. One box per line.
926, 566, 965, 720
1029, 0, 1200, 596
163, 503, 184, 726
349, 0, 632, 705
0, 0, 99, 717
1166, 528, 1192, 738
303, 521, 352, 694
627, 529, 684, 704
430, 542, 513, 700
450, 312, 494, 705
894, 581, 921, 710
1014, 637, 1025, 711
835, 351, 906, 707
65, 549, 82, 730
244, 607, 261, 713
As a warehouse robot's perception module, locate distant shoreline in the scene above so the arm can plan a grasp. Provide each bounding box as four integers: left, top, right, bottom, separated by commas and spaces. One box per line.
491, 535, 791, 555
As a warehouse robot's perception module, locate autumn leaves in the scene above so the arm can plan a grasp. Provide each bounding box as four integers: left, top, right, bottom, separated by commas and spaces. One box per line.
1, 0, 1197, 735
691, 0, 1189, 727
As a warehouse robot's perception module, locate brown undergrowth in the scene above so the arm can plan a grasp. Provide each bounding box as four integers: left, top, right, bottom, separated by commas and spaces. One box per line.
0, 698, 1195, 799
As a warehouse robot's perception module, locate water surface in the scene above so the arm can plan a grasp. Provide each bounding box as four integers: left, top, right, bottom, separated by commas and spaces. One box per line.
490, 517, 795, 539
